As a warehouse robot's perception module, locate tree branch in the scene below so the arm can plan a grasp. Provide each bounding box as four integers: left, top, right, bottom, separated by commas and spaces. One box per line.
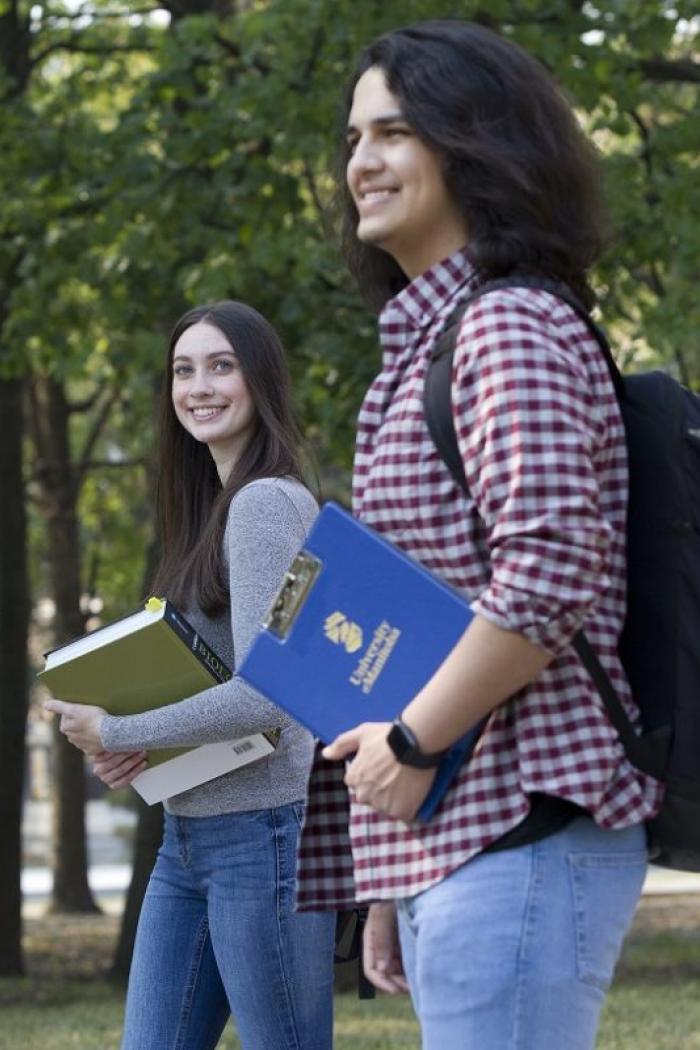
28, 457, 146, 487
41, 7, 162, 21
302, 24, 325, 84
303, 158, 333, 240
648, 260, 666, 301
213, 31, 269, 76
68, 388, 103, 414
79, 457, 148, 471
76, 385, 123, 482
32, 40, 154, 67
26, 379, 48, 464
213, 31, 241, 59
633, 263, 666, 301
636, 57, 700, 84
628, 109, 653, 182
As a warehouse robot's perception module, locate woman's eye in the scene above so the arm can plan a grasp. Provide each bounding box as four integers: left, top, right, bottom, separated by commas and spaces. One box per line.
213, 359, 234, 372
173, 365, 192, 377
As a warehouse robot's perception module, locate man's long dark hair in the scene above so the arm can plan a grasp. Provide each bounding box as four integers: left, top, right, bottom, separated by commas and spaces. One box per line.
341, 20, 608, 311
151, 300, 305, 617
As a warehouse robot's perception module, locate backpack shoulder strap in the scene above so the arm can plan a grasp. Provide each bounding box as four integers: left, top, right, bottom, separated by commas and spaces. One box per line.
423, 301, 471, 492
423, 275, 662, 778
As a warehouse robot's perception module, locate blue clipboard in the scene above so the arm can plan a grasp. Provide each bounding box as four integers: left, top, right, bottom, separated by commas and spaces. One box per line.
239, 502, 483, 820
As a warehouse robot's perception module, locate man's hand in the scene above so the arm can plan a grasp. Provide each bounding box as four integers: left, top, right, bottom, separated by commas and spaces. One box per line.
362, 902, 409, 995
91, 749, 149, 789
44, 699, 107, 755
322, 721, 436, 821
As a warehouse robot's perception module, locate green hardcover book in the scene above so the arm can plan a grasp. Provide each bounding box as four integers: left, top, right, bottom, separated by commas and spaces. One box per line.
39, 597, 279, 804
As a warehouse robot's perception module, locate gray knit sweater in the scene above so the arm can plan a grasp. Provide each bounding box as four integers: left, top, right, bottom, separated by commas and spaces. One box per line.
100, 476, 318, 817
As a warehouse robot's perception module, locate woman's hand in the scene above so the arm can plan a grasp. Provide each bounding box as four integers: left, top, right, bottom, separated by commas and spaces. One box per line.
44, 699, 107, 755
322, 721, 436, 822
91, 749, 149, 789
362, 902, 409, 995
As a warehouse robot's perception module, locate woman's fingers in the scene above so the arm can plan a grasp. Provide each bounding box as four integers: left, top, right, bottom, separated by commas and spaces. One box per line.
92, 750, 148, 788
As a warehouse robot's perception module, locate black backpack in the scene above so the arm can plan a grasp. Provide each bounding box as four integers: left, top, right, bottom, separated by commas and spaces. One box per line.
423, 275, 700, 872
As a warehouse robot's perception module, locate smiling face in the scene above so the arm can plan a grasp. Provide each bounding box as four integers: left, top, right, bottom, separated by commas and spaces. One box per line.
346, 66, 469, 279
171, 321, 256, 482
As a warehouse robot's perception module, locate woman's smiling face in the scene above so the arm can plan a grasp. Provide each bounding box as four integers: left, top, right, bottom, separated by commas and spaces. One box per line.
171, 321, 256, 475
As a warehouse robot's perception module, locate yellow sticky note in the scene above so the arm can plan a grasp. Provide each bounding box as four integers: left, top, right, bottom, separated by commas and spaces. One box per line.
144, 596, 166, 613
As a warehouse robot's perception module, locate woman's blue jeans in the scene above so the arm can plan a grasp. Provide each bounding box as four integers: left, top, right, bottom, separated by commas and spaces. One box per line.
121, 803, 335, 1050
397, 816, 647, 1050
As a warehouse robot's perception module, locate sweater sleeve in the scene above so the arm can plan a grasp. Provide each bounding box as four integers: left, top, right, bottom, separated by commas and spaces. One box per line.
100, 479, 317, 751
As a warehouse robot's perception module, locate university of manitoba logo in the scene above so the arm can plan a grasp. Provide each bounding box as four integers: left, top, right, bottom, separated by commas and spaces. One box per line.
323, 611, 363, 654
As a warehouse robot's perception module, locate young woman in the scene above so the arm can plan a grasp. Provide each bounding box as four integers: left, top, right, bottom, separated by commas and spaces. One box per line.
46, 300, 335, 1050
295, 21, 663, 1050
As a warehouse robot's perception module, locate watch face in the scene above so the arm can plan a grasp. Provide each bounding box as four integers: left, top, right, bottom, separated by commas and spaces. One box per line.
387, 719, 444, 768
388, 721, 412, 762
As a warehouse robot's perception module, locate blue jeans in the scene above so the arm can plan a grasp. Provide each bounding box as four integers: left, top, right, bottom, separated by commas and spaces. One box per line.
121, 803, 335, 1050
397, 816, 647, 1050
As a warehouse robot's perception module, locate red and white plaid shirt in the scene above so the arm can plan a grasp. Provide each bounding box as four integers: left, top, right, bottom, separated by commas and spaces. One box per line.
296, 249, 663, 909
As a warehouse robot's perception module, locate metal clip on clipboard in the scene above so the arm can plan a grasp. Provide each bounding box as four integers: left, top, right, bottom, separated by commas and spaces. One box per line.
263, 551, 321, 639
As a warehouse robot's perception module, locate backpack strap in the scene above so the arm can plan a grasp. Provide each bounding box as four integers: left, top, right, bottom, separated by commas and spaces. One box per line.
423, 275, 663, 780
571, 633, 669, 779
334, 908, 376, 999
423, 303, 471, 491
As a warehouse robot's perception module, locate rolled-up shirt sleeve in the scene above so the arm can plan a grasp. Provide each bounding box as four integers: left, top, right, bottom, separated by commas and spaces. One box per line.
452, 291, 616, 655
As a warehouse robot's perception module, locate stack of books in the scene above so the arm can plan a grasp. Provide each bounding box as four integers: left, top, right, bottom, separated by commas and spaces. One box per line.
39, 597, 278, 804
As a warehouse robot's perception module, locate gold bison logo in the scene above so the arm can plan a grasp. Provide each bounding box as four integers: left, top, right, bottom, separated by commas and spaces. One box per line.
323, 612, 363, 654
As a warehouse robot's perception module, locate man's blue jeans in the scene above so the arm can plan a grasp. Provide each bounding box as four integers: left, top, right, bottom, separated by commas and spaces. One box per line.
121, 802, 335, 1050
397, 816, 647, 1050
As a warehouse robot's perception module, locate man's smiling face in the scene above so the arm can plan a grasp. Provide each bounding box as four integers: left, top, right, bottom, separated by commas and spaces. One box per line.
346, 66, 468, 278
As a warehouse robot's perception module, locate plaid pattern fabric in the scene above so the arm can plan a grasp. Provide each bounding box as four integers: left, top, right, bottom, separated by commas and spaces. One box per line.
296, 250, 663, 910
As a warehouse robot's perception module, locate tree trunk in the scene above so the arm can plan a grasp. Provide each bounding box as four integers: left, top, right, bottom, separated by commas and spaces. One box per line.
30, 376, 98, 913
112, 394, 163, 980
0, 377, 30, 976
0, 0, 33, 977
49, 727, 99, 913
110, 797, 163, 984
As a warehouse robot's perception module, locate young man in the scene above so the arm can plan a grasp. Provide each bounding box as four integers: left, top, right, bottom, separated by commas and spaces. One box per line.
296, 20, 662, 1050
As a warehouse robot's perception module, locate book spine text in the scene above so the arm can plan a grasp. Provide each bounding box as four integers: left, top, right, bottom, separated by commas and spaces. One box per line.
164, 603, 232, 683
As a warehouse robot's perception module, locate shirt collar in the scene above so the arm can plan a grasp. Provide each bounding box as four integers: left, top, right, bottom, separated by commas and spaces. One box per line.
380, 247, 477, 334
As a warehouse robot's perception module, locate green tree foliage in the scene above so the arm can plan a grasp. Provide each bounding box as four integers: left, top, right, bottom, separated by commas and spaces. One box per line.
8, 0, 698, 475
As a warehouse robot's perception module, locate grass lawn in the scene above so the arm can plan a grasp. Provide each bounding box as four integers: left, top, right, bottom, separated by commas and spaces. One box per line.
1, 896, 699, 1049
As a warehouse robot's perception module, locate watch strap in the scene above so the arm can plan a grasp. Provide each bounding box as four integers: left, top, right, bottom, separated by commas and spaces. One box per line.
387, 717, 446, 769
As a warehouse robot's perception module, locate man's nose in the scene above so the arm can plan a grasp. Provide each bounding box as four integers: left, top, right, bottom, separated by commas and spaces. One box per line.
348, 136, 383, 175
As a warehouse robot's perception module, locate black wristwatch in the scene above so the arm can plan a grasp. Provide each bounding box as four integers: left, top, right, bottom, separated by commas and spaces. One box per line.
386, 717, 446, 769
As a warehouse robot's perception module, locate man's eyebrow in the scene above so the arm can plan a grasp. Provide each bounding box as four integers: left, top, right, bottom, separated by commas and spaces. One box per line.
346, 112, 407, 135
